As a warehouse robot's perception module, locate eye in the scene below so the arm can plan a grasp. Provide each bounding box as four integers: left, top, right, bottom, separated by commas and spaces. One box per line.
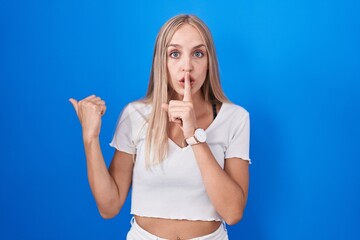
193, 51, 204, 58
169, 51, 180, 58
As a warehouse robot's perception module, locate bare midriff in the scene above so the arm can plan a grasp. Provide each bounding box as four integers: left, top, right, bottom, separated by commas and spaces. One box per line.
134, 215, 222, 240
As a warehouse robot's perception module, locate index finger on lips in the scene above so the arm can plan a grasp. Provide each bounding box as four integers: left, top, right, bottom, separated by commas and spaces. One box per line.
183, 72, 192, 102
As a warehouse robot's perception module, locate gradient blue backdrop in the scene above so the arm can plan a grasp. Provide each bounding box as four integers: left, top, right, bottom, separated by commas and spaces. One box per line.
1, 0, 359, 239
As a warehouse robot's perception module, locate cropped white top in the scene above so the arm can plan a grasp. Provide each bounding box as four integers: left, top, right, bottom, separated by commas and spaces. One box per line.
110, 101, 250, 221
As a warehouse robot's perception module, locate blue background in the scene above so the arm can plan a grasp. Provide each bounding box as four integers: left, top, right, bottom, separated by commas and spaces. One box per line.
1, 0, 359, 239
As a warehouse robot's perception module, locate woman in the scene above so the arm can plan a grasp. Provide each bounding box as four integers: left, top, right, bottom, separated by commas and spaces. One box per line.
70, 14, 250, 240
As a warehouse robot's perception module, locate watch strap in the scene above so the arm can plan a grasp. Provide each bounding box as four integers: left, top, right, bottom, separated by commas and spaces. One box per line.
185, 136, 199, 146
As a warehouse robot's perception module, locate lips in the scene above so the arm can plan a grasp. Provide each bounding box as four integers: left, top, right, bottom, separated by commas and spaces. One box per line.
179, 76, 195, 85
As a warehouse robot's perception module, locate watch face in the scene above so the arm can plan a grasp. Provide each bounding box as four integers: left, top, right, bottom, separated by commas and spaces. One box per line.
195, 128, 207, 142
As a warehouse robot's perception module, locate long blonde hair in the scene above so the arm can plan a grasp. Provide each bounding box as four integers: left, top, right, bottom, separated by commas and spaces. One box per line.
143, 14, 228, 166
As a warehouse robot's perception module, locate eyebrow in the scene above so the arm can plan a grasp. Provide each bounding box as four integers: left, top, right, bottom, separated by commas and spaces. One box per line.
167, 44, 207, 49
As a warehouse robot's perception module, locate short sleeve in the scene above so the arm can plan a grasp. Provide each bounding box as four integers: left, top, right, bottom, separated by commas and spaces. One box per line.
109, 105, 136, 154
225, 111, 251, 163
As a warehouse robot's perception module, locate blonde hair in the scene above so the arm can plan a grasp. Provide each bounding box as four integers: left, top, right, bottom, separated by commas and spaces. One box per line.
143, 14, 229, 166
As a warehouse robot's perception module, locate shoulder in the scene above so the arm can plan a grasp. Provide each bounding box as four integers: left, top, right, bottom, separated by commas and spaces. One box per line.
221, 102, 249, 120
121, 101, 152, 116
124, 100, 151, 112
117, 100, 152, 125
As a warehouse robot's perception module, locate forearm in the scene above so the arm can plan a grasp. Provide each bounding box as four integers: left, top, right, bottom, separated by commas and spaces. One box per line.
192, 143, 246, 224
83, 137, 121, 217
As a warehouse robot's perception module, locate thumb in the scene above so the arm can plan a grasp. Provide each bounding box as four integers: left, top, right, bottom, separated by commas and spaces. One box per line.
161, 103, 169, 112
69, 98, 79, 114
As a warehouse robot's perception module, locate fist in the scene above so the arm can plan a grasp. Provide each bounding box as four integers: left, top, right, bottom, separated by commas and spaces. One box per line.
69, 95, 106, 141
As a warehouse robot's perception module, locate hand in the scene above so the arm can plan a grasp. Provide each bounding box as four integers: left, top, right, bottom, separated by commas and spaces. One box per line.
69, 95, 107, 141
162, 72, 197, 138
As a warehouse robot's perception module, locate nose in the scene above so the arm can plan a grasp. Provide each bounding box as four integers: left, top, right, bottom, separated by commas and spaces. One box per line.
182, 56, 193, 72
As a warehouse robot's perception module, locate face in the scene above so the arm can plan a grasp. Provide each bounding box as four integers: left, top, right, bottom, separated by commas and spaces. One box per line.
167, 24, 208, 100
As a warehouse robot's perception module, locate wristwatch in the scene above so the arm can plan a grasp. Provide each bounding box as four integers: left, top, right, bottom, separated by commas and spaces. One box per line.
185, 128, 207, 146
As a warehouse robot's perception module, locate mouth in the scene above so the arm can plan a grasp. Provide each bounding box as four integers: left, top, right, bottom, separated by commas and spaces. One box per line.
179, 77, 195, 86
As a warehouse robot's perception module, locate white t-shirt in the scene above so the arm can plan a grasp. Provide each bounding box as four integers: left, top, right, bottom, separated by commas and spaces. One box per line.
110, 101, 250, 221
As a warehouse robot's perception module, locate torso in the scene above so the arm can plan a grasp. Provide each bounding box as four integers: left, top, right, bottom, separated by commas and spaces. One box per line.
111, 101, 249, 237
135, 102, 221, 239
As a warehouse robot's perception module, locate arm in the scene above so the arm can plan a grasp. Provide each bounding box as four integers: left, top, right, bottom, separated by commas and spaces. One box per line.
84, 141, 134, 219
191, 144, 249, 225
70, 95, 134, 219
